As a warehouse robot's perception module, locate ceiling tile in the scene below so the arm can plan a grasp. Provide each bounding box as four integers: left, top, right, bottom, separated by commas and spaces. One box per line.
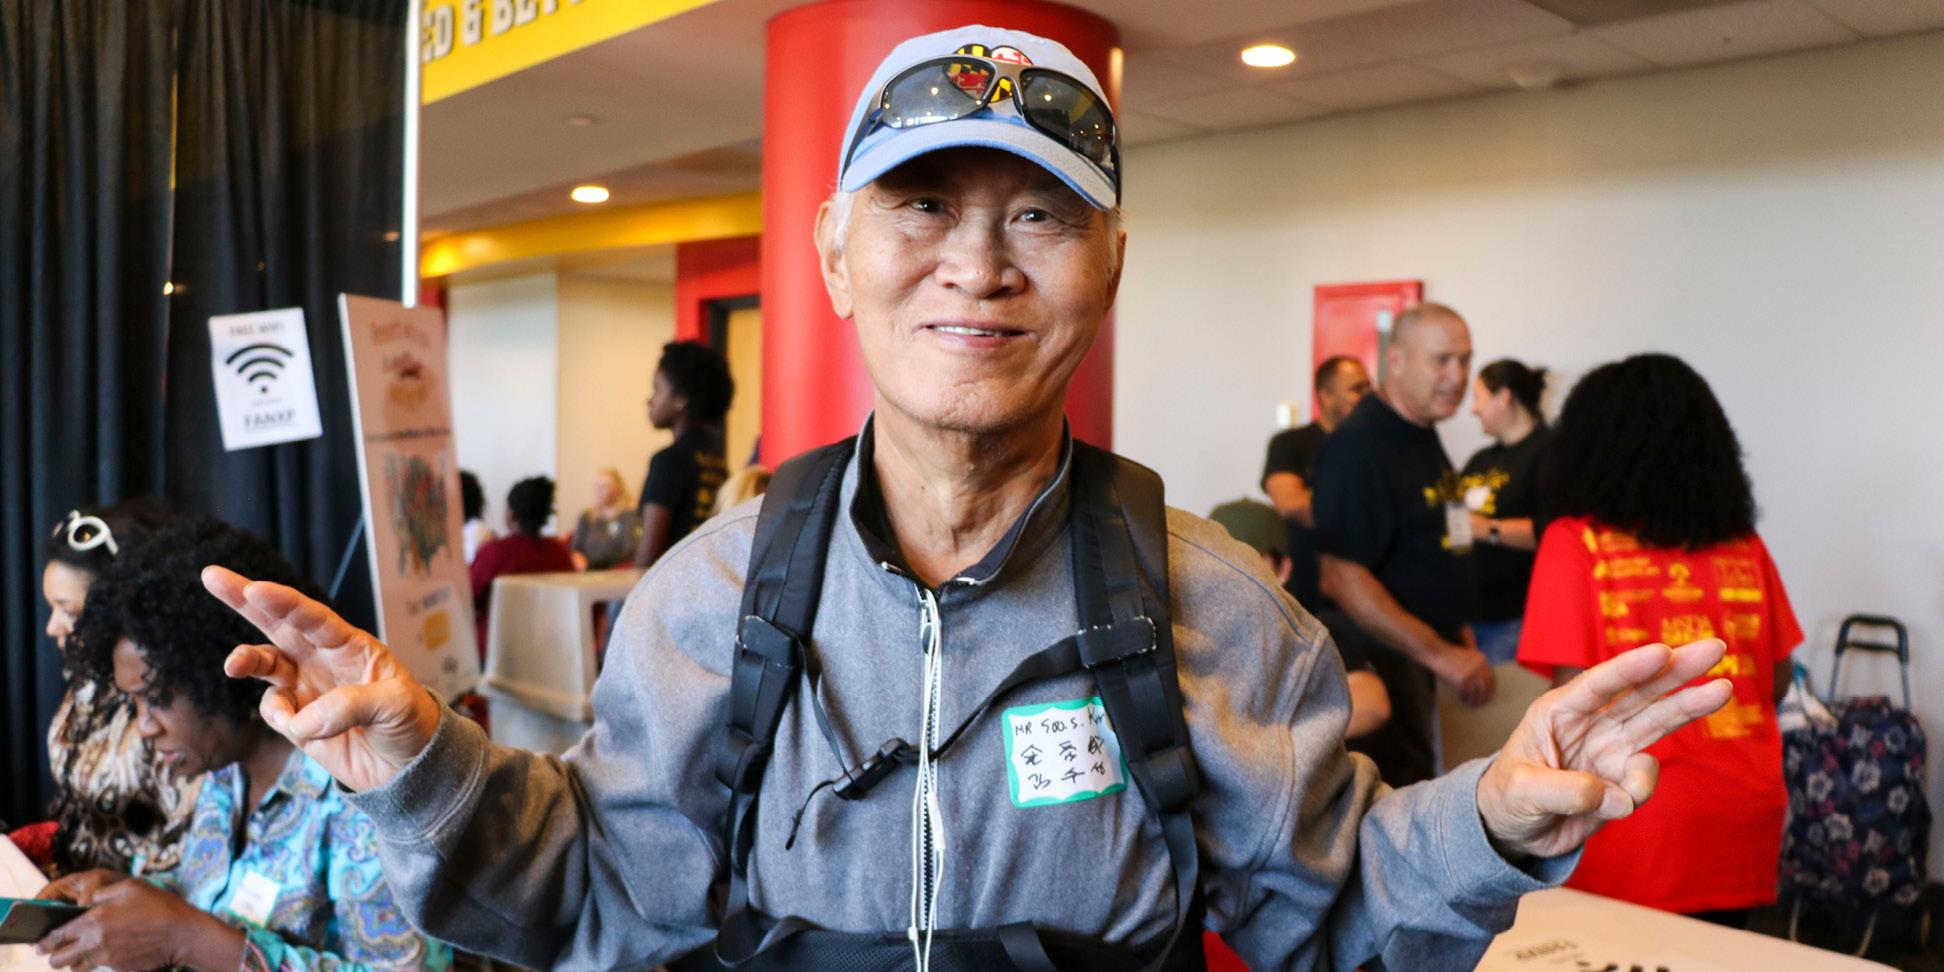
1120, 54, 1238, 104
1067, 0, 1424, 51
1270, 62, 1477, 110
1799, 0, 1944, 35
1591, 0, 1860, 66
1305, 0, 1576, 59
1148, 29, 1393, 90
1420, 31, 1655, 88
1138, 86, 1335, 133
1118, 109, 1210, 146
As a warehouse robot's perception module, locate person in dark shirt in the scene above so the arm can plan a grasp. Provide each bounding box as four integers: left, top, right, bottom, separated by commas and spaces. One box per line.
634, 341, 734, 569
471, 476, 577, 656
1461, 359, 1550, 665
1310, 302, 1492, 787
1260, 355, 1371, 605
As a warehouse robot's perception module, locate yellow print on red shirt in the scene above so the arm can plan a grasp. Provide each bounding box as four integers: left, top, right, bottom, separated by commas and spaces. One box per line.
1593, 556, 1660, 581
1599, 588, 1657, 618
1662, 563, 1706, 603
1582, 527, 1640, 556
1715, 557, 1765, 603
1661, 613, 1716, 645
1726, 612, 1763, 641
1703, 699, 1769, 740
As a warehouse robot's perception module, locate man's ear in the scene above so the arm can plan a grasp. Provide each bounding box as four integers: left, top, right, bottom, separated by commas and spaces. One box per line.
1105, 225, 1127, 311
814, 198, 853, 319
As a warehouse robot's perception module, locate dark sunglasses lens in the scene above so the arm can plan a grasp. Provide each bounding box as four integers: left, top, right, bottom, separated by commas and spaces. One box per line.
882, 59, 993, 128
1020, 73, 1116, 173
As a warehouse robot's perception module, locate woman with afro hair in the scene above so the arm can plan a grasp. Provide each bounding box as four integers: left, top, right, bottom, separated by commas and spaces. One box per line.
1517, 353, 1802, 928
33, 517, 450, 972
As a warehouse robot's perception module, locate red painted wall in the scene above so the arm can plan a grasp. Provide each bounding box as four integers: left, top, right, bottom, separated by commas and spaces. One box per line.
675, 235, 762, 343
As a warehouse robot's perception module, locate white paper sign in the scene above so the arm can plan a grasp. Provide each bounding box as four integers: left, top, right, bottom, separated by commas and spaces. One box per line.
208, 307, 323, 451
1003, 696, 1127, 807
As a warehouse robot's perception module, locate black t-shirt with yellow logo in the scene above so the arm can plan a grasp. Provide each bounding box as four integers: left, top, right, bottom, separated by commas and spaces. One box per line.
1461, 427, 1549, 622
640, 427, 729, 549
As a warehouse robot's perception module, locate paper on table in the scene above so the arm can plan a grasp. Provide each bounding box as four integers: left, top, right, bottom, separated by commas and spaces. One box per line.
0, 838, 56, 972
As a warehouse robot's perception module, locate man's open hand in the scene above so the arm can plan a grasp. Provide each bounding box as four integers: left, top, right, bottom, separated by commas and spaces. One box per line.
1477, 639, 1732, 859
203, 566, 442, 792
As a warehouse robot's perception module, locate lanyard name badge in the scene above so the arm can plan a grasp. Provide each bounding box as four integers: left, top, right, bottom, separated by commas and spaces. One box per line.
1445, 500, 1474, 553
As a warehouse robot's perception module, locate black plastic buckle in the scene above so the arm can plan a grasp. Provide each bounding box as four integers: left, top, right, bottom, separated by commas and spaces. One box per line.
834, 738, 910, 800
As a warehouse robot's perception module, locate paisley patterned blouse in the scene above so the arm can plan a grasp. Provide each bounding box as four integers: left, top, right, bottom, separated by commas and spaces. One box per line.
159, 749, 450, 972
47, 679, 201, 874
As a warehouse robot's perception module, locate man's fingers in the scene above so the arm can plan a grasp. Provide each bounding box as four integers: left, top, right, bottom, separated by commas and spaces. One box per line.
260, 688, 302, 735
225, 644, 299, 687
1511, 764, 1635, 821
284, 684, 391, 742
1600, 638, 1731, 722
1556, 640, 1727, 718
1620, 752, 1659, 808
1623, 677, 1734, 751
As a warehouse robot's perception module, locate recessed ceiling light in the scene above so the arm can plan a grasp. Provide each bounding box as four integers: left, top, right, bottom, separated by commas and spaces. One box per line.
567, 114, 597, 127
1241, 44, 1296, 69
570, 184, 610, 204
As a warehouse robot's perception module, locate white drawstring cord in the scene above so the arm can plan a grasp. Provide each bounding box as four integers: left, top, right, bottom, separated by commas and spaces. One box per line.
908, 589, 947, 972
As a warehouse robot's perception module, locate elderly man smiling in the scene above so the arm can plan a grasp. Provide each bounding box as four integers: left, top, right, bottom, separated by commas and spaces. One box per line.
198, 25, 1732, 972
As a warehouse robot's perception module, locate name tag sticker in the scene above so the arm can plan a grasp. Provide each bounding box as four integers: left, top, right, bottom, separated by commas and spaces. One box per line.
1445, 501, 1474, 552
230, 868, 281, 927
1002, 697, 1127, 808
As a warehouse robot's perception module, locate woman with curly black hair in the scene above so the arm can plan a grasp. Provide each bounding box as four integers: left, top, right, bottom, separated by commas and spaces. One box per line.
33, 517, 449, 972
34, 500, 201, 877
1517, 353, 1801, 928
633, 340, 733, 569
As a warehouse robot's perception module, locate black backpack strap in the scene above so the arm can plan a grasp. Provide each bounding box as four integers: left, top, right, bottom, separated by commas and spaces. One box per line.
713, 438, 855, 966
1068, 442, 1203, 972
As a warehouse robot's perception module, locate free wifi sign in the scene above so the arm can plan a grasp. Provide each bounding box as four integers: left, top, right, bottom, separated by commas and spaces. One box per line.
208, 308, 323, 450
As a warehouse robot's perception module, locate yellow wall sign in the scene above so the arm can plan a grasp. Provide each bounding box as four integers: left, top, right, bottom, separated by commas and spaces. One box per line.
419, 0, 719, 103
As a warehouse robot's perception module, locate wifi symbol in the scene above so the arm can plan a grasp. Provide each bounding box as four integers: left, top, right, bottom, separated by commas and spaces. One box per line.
226, 342, 294, 394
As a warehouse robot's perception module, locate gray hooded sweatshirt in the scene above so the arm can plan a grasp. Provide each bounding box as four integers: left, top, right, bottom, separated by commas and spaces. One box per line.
348, 426, 1572, 971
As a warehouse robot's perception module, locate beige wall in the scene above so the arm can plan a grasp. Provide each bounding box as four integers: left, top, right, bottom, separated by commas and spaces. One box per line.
448, 274, 559, 534
555, 274, 675, 530
1114, 29, 1944, 875
447, 271, 675, 540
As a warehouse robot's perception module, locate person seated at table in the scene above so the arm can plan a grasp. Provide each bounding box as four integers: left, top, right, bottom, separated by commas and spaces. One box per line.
459, 470, 496, 564
33, 516, 449, 972
570, 468, 641, 571
471, 475, 576, 656
1208, 498, 1390, 739
36, 500, 202, 877
1517, 353, 1801, 929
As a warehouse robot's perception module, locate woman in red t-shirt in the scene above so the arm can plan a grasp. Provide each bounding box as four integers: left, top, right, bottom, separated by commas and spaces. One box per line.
471, 476, 578, 658
1518, 353, 1802, 928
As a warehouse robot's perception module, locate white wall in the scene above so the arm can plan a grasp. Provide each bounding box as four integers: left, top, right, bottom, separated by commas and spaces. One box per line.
1115, 31, 1944, 878
448, 274, 560, 532
555, 274, 675, 527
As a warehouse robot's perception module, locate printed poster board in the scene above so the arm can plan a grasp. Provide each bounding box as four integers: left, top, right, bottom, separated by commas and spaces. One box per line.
338, 294, 479, 700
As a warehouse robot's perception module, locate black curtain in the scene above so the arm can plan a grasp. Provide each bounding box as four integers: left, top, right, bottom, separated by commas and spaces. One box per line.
1, 0, 177, 826
164, 0, 402, 631
0, 0, 403, 825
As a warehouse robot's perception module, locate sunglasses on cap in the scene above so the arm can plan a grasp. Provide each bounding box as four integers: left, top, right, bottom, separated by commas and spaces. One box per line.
54, 509, 119, 557
842, 54, 1119, 198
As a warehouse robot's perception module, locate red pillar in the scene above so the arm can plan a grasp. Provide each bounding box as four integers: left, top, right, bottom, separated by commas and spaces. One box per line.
760, 0, 1120, 466
674, 236, 762, 344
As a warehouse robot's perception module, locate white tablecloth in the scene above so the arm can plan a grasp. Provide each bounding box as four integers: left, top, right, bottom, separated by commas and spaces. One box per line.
1478, 888, 1894, 971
